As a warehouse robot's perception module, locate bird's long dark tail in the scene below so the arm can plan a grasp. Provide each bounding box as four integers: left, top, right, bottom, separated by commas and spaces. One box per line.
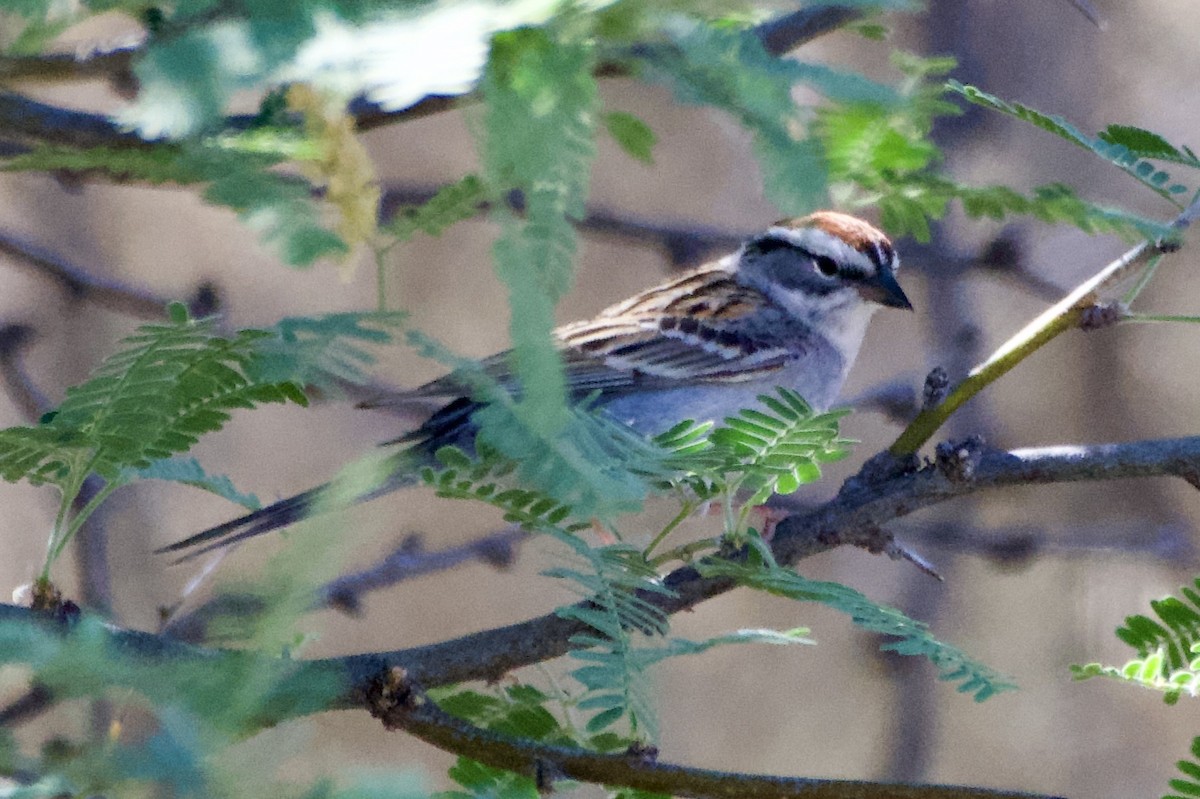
158, 397, 482, 562
156, 487, 328, 562
156, 455, 422, 563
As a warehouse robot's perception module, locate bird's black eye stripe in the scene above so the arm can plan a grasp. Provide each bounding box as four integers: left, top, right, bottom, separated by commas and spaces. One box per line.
814, 255, 839, 277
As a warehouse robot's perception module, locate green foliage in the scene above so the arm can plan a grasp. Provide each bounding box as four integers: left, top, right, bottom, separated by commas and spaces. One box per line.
817, 55, 1181, 242
129, 457, 261, 510
418, 444, 668, 737
116, 2, 559, 138
550, 532, 673, 739
0, 141, 347, 266
642, 21, 859, 211
253, 311, 408, 391
1071, 577, 1200, 704
602, 111, 658, 164
1099, 124, 1200, 166
1116, 581, 1200, 671
0, 305, 306, 574
407, 331, 667, 521
1165, 737, 1200, 799
482, 27, 597, 437
700, 559, 1015, 701
0, 613, 344, 795
441, 758, 541, 799
653, 389, 851, 543
383, 175, 488, 243
947, 80, 1194, 204
1072, 646, 1200, 706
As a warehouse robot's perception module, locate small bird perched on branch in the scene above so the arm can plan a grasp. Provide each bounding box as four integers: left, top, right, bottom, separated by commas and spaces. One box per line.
160, 211, 912, 561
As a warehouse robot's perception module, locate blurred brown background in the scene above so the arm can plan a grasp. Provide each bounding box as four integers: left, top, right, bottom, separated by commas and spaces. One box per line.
2, 2, 1199, 797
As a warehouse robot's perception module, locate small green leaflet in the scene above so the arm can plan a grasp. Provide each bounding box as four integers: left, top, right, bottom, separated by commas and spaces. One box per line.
603, 111, 657, 164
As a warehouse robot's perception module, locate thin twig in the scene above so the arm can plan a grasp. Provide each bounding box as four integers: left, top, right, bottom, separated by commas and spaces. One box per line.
0, 42, 138, 83
0, 232, 171, 318
318, 527, 525, 614
160, 528, 528, 642
0, 5, 865, 151
890, 195, 1200, 455
899, 520, 1195, 568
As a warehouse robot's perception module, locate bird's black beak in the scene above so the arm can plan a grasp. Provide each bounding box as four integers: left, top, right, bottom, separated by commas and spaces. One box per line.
860, 267, 913, 311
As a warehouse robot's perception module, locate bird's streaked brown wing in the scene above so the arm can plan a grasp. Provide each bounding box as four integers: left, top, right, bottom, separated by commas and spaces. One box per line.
364, 267, 796, 407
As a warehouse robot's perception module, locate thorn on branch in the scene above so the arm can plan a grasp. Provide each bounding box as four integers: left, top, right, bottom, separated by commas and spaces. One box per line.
888, 541, 943, 581
935, 435, 986, 483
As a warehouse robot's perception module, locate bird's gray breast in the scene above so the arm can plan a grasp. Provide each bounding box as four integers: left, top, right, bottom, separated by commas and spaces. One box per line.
597, 332, 847, 437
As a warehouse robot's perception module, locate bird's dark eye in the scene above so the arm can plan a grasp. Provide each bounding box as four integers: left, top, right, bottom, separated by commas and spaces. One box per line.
814, 255, 839, 277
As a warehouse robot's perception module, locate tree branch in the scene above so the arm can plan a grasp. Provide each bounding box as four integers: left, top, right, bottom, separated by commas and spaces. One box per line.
6, 436, 1195, 722
362, 668, 1063, 799
2, 433, 1198, 792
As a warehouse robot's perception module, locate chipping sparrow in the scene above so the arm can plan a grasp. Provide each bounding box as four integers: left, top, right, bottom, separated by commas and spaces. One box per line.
161, 211, 911, 559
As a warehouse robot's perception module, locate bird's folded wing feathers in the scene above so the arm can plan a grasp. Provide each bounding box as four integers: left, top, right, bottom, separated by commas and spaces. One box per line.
366, 272, 795, 406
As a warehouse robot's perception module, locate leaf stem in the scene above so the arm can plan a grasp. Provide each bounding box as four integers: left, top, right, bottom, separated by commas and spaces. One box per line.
642, 501, 696, 560
49, 480, 120, 566
1121, 253, 1163, 305
1122, 313, 1200, 324
374, 244, 389, 312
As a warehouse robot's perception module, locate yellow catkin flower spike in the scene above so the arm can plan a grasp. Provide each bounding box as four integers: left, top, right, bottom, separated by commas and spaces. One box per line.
287, 84, 382, 280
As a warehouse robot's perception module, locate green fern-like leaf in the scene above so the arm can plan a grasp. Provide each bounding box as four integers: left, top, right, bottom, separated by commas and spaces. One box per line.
1116, 580, 1200, 672
1072, 577, 1200, 706
549, 532, 673, 740
128, 457, 260, 510
878, 176, 1179, 243
1164, 736, 1200, 799
1, 314, 305, 486
708, 388, 851, 504
0, 308, 308, 573
1099, 124, 1200, 167
602, 111, 657, 164
417, 442, 672, 739
700, 559, 1015, 701
1, 142, 347, 266
816, 61, 1180, 243
483, 28, 598, 439
1071, 643, 1200, 706
443, 757, 540, 799
433, 685, 573, 746
252, 312, 407, 391
641, 22, 841, 212
408, 331, 671, 520
384, 175, 487, 243
947, 81, 1193, 205
52, 324, 303, 476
